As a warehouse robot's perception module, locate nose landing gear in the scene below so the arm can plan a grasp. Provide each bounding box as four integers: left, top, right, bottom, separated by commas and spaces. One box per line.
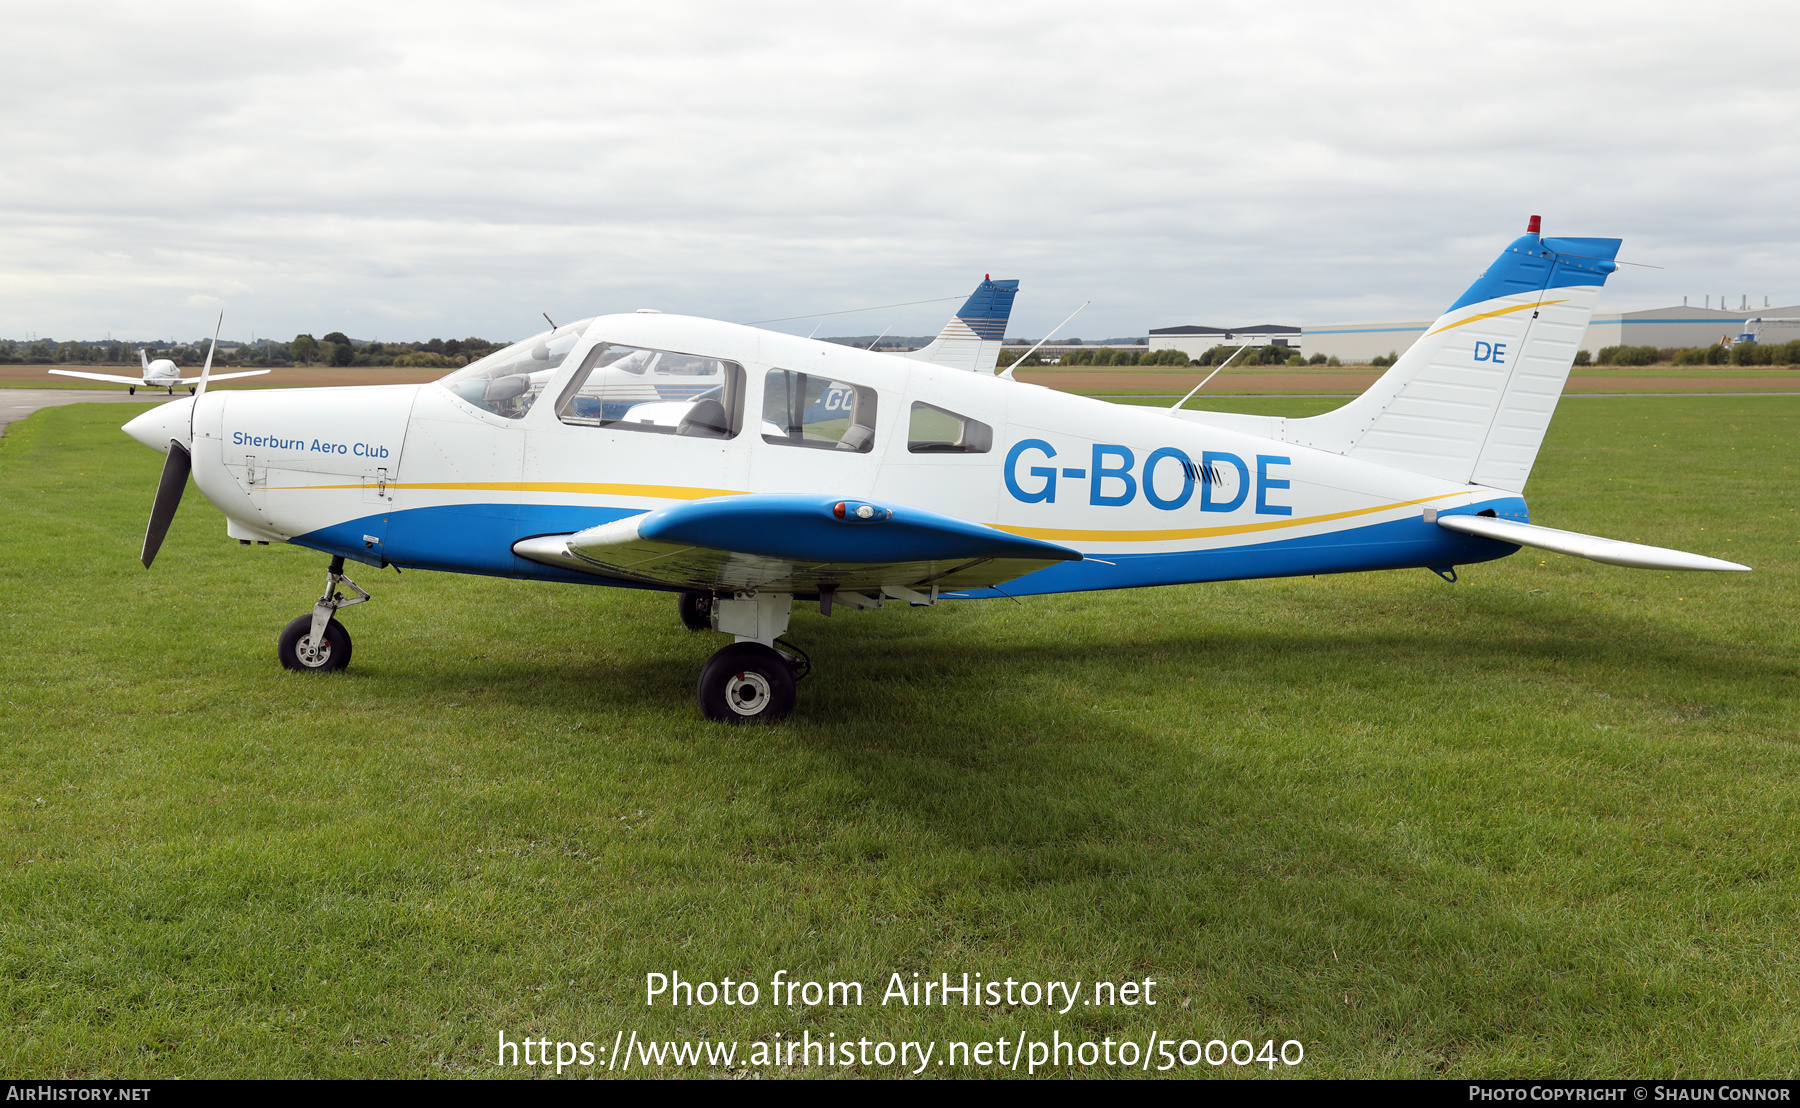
276, 555, 370, 672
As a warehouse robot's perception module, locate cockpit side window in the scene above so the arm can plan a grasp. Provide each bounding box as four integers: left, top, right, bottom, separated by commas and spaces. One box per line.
437, 319, 593, 419
760, 370, 878, 453
554, 343, 745, 438
907, 401, 992, 454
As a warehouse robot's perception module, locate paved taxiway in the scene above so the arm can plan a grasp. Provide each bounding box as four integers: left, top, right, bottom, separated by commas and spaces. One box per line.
0, 389, 173, 434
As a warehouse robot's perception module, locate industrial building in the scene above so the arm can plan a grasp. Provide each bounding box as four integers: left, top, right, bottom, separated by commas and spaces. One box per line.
1144, 323, 1302, 361
1159, 301, 1800, 364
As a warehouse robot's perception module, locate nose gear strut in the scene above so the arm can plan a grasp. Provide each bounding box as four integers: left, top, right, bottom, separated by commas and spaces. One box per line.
284, 555, 371, 670
307, 556, 369, 660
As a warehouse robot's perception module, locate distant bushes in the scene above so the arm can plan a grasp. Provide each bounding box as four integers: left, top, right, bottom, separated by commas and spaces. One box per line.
392, 351, 462, 368
2, 332, 503, 369
1196, 344, 1303, 366
1582, 342, 1800, 367
1730, 339, 1800, 365
1038, 347, 1194, 367
1594, 345, 1660, 366
283, 334, 498, 367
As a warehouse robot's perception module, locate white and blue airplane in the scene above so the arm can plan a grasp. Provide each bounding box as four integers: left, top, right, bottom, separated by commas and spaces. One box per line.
119, 222, 1747, 722
51, 346, 269, 394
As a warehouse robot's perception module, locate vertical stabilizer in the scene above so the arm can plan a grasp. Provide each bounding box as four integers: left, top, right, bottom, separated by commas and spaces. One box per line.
1282, 222, 1619, 493
900, 276, 1019, 374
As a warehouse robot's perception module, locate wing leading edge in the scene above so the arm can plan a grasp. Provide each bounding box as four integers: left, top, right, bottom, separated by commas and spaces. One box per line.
513, 494, 1083, 594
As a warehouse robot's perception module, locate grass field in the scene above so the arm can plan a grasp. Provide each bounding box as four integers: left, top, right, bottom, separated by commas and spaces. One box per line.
2, 397, 1797, 1079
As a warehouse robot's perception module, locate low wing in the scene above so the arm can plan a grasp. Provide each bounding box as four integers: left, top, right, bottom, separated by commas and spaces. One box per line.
1434, 512, 1750, 572
48, 369, 144, 385
48, 368, 270, 387
513, 494, 1082, 594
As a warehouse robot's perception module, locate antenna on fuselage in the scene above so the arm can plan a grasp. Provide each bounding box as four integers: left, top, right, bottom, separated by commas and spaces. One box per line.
1168, 344, 1249, 411
865, 326, 891, 351
998, 300, 1090, 380
542, 312, 557, 330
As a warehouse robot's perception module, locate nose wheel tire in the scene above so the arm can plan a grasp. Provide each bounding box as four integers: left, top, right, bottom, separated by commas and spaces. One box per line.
677, 591, 712, 631
697, 642, 796, 723
277, 614, 353, 672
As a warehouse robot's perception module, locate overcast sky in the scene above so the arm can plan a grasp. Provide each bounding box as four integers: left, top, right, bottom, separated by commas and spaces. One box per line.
3, 0, 1796, 344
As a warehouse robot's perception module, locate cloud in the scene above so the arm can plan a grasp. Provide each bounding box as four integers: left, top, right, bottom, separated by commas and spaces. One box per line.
3, 0, 1797, 341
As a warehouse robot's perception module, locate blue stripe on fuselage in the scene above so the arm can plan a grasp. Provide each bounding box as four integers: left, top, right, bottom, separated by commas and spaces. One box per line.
293, 497, 1528, 595
947, 497, 1529, 597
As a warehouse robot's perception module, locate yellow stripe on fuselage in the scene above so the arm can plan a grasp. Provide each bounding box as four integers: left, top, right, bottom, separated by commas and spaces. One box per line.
990, 492, 1464, 544
1424, 299, 1565, 337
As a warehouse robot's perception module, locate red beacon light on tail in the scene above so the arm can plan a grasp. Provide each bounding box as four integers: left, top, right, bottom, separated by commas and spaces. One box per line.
1527, 215, 1542, 234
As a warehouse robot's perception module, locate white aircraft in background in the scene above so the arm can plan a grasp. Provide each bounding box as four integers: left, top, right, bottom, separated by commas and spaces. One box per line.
115, 222, 1747, 723
51, 345, 269, 394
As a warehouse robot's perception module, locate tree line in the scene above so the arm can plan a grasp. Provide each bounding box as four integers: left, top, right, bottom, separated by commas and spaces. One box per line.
1578, 341, 1800, 367
999, 345, 1347, 368
0, 334, 504, 368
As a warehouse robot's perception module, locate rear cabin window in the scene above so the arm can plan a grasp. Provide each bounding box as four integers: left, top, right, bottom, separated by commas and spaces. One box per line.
907, 401, 992, 454
761, 370, 878, 452
555, 344, 746, 438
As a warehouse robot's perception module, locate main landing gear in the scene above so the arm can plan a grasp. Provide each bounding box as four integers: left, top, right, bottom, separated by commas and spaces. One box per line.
277, 555, 370, 672
681, 591, 809, 723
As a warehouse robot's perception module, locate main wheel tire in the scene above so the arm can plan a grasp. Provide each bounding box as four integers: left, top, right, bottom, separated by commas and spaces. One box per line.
276, 613, 353, 672
677, 591, 712, 632
697, 642, 796, 723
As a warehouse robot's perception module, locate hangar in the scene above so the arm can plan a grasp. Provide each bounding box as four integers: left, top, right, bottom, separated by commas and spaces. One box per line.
1145, 323, 1302, 361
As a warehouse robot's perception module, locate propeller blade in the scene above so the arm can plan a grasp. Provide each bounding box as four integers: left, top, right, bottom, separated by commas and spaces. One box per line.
191, 311, 223, 439
141, 439, 191, 569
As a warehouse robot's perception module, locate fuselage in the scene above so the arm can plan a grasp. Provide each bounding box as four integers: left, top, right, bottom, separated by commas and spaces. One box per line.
143, 358, 181, 386
126, 313, 1523, 597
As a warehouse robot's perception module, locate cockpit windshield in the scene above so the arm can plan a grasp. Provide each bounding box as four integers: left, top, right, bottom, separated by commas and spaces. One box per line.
438, 318, 594, 419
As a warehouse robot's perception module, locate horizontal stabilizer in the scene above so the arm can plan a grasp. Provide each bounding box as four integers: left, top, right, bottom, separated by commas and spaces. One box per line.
1432, 512, 1749, 572
514, 494, 1081, 594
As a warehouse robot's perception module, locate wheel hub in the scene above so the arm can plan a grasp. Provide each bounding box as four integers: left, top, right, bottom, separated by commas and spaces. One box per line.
725, 670, 772, 716
296, 634, 332, 667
